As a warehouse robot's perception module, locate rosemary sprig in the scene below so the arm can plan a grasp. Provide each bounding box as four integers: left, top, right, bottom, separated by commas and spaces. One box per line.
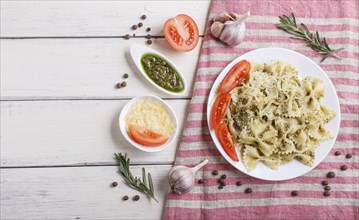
114, 153, 158, 202
276, 13, 344, 62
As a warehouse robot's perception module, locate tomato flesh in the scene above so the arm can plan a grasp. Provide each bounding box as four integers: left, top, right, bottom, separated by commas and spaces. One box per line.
164, 14, 199, 52
128, 124, 169, 147
220, 60, 251, 94
210, 93, 231, 130
216, 123, 239, 161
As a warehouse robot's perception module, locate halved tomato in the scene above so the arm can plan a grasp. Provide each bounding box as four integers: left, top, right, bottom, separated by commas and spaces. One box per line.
220, 60, 251, 94
216, 123, 239, 161
163, 14, 199, 52
128, 124, 169, 147
210, 93, 231, 130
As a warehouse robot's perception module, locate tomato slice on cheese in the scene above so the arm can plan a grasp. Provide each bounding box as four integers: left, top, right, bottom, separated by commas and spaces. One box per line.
129, 124, 169, 147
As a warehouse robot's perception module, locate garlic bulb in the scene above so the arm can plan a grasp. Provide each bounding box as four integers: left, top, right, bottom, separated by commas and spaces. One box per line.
168, 159, 208, 194
210, 11, 250, 46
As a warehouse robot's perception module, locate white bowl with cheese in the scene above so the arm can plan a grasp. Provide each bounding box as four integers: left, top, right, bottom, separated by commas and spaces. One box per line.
119, 95, 178, 152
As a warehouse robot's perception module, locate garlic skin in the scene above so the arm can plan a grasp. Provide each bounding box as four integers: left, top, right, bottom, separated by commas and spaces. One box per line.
210, 11, 250, 47
213, 12, 230, 23
168, 159, 208, 194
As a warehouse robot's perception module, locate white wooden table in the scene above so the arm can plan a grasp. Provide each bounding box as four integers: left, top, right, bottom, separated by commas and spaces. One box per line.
0, 1, 211, 219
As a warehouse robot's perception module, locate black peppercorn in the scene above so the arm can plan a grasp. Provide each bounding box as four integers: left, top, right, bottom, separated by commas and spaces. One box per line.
111, 182, 118, 187
146, 27, 151, 32
334, 151, 341, 156
220, 175, 227, 179
346, 154, 353, 159
324, 186, 331, 191
327, 172, 336, 178
115, 83, 122, 89
322, 180, 329, 186
141, 15, 147, 20
212, 170, 218, 176
218, 185, 223, 189
198, 179, 204, 184
132, 25, 137, 30
340, 165, 348, 171
245, 188, 252, 193
324, 191, 331, 196
291, 190, 298, 197
236, 181, 242, 186
123, 195, 129, 201
123, 73, 129, 79
146, 39, 152, 45
133, 195, 140, 201
121, 81, 127, 87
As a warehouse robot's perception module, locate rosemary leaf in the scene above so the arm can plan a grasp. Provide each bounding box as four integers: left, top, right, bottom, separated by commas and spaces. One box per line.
148, 173, 154, 194
142, 168, 147, 188
276, 13, 344, 62
114, 153, 158, 202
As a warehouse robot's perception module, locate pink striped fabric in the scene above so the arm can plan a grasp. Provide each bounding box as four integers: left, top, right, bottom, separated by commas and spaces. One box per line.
164, 0, 359, 219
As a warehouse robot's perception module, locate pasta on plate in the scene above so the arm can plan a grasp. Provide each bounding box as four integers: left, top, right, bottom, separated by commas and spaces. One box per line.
225, 60, 336, 171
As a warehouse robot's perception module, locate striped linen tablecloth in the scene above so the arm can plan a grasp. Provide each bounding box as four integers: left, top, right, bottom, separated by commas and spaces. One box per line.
164, 0, 359, 219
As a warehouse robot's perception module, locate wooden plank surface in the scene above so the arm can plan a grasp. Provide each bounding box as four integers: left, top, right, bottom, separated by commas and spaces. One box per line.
1, 165, 171, 220
0, 38, 202, 100
1, 99, 189, 167
0, 1, 210, 37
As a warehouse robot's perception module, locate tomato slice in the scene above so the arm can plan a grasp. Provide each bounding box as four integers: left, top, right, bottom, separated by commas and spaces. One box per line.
216, 123, 239, 161
163, 14, 199, 52
128, 124, 169, 147
210, 93, 231, 130
220, 60, 251, 94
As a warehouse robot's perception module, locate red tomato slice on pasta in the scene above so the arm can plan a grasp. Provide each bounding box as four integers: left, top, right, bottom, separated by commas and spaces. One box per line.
216, 123, 239, 161
220, 60, 251, 94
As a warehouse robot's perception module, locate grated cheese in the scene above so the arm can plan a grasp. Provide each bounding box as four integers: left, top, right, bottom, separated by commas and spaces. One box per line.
125, 98, 175, 136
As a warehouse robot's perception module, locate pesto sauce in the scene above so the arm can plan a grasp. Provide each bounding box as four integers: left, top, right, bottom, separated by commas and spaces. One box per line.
141, 54, 184, 93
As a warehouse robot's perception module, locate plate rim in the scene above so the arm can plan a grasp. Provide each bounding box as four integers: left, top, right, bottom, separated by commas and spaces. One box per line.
206, 47, 341, 181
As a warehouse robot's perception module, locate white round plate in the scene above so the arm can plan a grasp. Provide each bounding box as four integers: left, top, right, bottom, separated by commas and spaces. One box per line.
207, 48, 341, 181
119, 95, 178, 153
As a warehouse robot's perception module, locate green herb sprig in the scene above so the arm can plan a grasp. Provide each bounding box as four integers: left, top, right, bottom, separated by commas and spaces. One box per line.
114, 153, 158, 202
276, 13, 344, 62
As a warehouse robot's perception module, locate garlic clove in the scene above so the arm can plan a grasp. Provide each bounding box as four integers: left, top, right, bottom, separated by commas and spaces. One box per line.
210, 21, 225, 38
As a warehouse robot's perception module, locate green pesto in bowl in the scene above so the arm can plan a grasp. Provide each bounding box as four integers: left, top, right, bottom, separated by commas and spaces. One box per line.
141, 53, 184, 93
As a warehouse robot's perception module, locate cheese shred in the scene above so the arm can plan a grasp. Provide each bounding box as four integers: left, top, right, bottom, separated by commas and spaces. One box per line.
125, 98, 175, 136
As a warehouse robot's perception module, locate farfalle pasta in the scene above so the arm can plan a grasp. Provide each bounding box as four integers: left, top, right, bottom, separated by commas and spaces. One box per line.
226, 60, 336, 171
